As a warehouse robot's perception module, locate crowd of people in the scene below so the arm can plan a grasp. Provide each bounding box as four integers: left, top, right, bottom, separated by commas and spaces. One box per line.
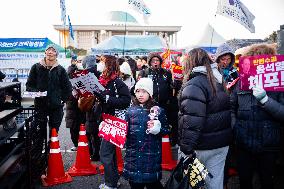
23, 42, 284, 189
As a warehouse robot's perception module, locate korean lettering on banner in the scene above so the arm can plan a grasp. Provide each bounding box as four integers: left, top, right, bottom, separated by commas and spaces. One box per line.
70, 70, 105, 96
98, 113, 128, 148
239, 55, 284, 91
0, 38, 46, 49
171, 64, 183, 80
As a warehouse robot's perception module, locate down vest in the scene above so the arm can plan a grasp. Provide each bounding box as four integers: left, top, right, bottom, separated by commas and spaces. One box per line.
231, 82, 284, 152
178, 73, 232, 155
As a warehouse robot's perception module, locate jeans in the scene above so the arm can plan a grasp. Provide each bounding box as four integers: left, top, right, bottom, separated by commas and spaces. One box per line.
196, 146, 229, 189
100, 139, 119, 188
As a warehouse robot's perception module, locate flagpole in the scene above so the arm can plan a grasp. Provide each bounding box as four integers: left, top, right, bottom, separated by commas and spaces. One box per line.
122, 12, 128, 57
209, 14, 217, 54
63, 25, 67, 56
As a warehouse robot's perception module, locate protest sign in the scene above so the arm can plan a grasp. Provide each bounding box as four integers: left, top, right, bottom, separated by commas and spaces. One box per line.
23, 91, 47, 98
171, 64, 183, 80
239, 55, 284, 91
70, 70, 105, 97
98, 113, 128, 148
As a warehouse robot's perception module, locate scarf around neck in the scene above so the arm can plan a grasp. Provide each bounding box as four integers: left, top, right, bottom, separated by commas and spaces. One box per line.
192, 63, 223, 84
99, 73, 118, 87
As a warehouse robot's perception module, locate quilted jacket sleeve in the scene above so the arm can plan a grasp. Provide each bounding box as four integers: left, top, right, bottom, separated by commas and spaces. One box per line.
179, 83, 207, 155
261, 92, 284, 122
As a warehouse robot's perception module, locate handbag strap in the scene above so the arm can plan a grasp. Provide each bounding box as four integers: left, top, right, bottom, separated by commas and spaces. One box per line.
113, 80, 119, 97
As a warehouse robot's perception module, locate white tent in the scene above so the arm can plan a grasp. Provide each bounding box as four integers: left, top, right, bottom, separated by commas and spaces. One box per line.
185, 24, 226, 54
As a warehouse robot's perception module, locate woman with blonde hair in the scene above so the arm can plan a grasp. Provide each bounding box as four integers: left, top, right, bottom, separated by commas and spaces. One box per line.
231, 43, 284, 189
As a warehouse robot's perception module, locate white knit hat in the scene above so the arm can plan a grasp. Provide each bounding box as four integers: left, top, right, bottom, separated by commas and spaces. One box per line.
120, 62, 132, 76
135, 78, 153, 97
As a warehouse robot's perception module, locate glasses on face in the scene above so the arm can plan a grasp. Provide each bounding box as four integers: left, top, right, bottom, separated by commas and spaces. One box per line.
220, 56, 231, 63
46, 48, 56, 54
151, 58, 160, 63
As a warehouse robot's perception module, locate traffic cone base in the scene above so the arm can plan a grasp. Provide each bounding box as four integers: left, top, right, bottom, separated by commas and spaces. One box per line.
68, 163, 98, 176
98, 164, 122, 175
41, 173, 72, 187
41, 128, 73, 187
68, 124, 99, 176
161, 135, 177, 170
161, 161, 177, 170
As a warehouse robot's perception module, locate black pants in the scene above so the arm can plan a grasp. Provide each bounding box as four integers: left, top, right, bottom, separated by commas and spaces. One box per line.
129, 181, 164, 189
70, 123, 80, 147
100, 139, 119, 187
86, 111, 101, 160
36, 106, 64, 137
236, 148, 276, 189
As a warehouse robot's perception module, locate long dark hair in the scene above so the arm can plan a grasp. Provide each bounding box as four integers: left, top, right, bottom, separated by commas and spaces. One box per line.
132, 96, 155, 110
102, 55, 120, 78
183, 48, 217, 96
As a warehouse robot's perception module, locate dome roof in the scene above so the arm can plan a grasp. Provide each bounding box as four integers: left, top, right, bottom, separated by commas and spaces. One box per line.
107, 11, 138, 23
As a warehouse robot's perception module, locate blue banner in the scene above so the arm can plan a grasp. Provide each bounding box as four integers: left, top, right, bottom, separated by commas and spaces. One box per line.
0, 38, 48, 49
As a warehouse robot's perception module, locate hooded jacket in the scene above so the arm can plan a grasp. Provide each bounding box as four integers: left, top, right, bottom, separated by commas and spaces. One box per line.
215, 44, 238, 84
138, 54, 173, 108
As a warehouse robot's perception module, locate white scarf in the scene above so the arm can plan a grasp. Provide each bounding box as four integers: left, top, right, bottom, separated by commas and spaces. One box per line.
192, 63, 223, 84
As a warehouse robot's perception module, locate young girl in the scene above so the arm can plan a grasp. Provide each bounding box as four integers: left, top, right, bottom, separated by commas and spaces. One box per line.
123, 78, 169, 189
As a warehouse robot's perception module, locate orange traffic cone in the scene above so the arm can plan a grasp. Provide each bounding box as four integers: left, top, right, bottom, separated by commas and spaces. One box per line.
98, 147, 124, 175
68, 124, 98, 176
161, 135, 177, 170
41, 128, 72, 187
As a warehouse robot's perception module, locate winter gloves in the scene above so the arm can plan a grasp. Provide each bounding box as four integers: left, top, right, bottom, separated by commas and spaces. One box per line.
146, 120, 161, 135
252, 86, 268, 104
93, 90, 109, 103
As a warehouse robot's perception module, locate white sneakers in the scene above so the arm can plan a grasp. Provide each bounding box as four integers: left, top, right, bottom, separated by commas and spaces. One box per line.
70, 146, 77, 151
99, 183, 117, 189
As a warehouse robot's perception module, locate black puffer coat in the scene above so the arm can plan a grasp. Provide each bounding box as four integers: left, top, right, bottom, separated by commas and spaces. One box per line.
26, 62, 72, 109
178, 73, 232, 155
101, 77, 131, 115
138, 68, 173, 109
231, 82, 284, 152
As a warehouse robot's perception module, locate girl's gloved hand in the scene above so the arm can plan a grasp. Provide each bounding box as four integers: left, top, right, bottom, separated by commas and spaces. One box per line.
252, 86, 268, 104
147, 120, 161, 135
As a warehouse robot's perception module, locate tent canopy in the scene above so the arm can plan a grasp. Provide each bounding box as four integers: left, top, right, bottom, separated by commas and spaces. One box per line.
0, 37, 65, 53
91, 35, 177, 56
184, 24, 226, 54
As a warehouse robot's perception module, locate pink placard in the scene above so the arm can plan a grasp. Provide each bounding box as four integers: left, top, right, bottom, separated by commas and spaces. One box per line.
239, 55, 284, 91
98, 113, 128, 148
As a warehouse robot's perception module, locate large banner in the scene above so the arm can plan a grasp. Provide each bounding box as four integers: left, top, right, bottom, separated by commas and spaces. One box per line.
0, 38, 47, 50
239, 55, 284, 91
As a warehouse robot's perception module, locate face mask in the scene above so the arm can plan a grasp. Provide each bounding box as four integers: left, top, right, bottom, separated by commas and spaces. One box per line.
76, 63, 84, 70
97, 62, 105, 72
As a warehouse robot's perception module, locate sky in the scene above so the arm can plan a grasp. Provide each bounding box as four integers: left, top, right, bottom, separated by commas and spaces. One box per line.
1, 0, 284, 47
